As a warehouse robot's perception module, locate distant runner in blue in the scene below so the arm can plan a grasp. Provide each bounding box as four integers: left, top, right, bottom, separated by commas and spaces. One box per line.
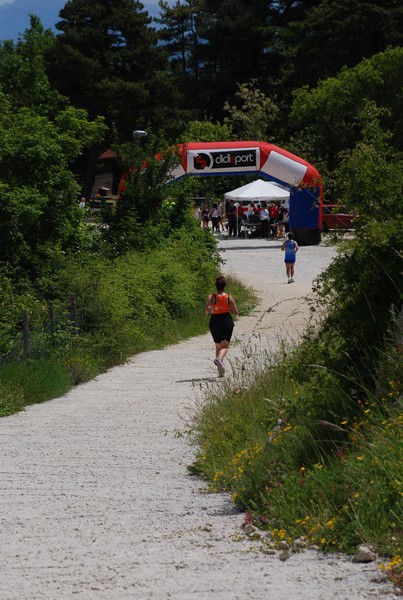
281, 232, 299, 283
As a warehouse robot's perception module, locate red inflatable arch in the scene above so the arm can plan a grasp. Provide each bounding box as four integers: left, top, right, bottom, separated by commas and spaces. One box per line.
169, 141, 322, 245
122, 140, 323, 245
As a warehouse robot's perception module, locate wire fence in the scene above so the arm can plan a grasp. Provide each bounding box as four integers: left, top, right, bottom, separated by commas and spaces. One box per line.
2, 294, 81, 365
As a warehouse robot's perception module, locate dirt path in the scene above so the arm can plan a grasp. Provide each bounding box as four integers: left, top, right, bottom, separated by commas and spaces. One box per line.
0, 238, 396, 599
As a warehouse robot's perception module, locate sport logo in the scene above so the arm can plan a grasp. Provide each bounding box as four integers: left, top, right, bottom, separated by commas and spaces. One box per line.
193, 152, 213, 170
193, 149, 257, 171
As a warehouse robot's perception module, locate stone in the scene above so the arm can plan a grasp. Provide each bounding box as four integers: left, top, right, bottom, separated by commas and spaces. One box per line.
262, 548, 277, 556
244, 524, 259, 536
278, 540, 290, 551
352, 545, 377, 563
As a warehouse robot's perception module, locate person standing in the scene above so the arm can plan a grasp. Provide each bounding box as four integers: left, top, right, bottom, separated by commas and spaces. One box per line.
268, 201, 280, 237
211, 203, 219, 232
205, 275, 238, 377
260, 202, 269, 238
226, 200, 237, 237
281, 232, 299, 283
217, 200, 225, 232
245, 202, 255, 220
201, 205, 210, 229
278, 202, 287, 224
194, 205, 202, 225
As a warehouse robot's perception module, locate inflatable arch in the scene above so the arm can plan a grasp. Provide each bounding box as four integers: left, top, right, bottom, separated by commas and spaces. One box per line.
169, 141, 322, 246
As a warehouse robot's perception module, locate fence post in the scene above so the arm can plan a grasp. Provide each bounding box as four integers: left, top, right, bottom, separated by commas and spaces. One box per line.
70, 294, 79, 334
22, 308, 30, 358
49, 302, 57, 347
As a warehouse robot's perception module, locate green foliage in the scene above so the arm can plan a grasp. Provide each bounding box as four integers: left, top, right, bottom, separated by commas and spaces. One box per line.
308, 103, 403, 381
57, 228, 219, 335
178, 119, 233, 143
285, 0, 403, 93
0, 91, 106, 280
0, 15, 66, 116
189, 336, 402, 556
335, 100, 403, 222
103, 133, 186, 254
46, 0, 180, 140
223, 80, 280, 142
157, 0, 403, 135
289, 47, 403, 169
0, 184, 45, 270
0, 229, 257, 417
0, 380, 25, 416
0, 359, 73, 410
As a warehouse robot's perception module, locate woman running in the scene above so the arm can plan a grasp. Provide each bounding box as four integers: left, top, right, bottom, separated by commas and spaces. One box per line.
281, 232, 299, 283
205, 275, 238, 377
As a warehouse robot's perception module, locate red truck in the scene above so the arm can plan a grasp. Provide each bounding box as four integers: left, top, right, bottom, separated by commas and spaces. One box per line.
322, 205, 357, 231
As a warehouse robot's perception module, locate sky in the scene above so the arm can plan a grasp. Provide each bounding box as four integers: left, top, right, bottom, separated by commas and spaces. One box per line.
0, 0, 170, 42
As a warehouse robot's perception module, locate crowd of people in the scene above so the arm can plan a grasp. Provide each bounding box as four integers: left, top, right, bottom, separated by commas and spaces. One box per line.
194, 199, 289, 239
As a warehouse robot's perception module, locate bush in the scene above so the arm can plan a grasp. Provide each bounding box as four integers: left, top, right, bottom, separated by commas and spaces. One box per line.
0, 226, 233, 415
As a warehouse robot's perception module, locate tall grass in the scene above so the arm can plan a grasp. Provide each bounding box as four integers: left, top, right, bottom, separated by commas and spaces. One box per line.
0, 359, 73, 415
189, 332, 402, 565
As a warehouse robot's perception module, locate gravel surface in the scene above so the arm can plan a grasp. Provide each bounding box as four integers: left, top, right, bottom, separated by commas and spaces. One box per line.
0, 236, 397, 599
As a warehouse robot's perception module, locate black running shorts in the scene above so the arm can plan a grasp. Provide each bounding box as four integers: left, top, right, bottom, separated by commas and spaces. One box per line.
209, 313, 234, 343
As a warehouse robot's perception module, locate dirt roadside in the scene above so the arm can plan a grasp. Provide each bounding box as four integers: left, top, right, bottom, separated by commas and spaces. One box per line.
0, 237, 397, 599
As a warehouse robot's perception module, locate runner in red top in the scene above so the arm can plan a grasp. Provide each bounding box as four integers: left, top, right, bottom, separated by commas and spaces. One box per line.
205, 275, 238, 377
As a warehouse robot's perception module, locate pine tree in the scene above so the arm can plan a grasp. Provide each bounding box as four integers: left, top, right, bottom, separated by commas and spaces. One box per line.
46, 0, 179, 140
286, 0, 403, 90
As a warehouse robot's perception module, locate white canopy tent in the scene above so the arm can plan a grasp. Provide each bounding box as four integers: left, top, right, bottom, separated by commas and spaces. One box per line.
224, 178, 290, 205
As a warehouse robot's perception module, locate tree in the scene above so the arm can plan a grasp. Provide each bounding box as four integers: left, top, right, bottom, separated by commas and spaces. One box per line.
223, 80, 280, 142
313, 101, 403, 378
0, 15, 66, 116
335, 101, 403, 224
0, 92, 106, 281
46, 0, 181, 140
157, 0, 204, 122
288, 47, 403, 173
177, 119, 232, 143
157, 0, 201, 79
102, 132, 183, 254
194, 0, 274, 119
287, 0, 403, 90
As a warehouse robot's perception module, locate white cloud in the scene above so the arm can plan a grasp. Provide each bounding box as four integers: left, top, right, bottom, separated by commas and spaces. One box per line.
0, 0, 15, 5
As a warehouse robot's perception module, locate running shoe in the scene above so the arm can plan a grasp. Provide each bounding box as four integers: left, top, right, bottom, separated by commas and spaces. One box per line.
214, 358, 225, 377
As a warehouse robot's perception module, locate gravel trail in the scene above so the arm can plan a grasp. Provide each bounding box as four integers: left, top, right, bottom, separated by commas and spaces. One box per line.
0, 237, 397, 599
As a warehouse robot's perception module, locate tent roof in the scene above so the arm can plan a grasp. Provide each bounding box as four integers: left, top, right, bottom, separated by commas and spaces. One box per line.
224, 179, 289, 202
